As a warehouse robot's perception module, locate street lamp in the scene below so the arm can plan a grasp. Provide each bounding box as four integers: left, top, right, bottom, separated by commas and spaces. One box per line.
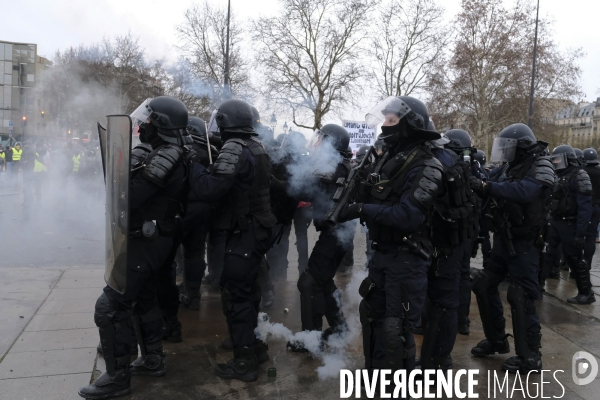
22, 116, 27, 143
270, 113, 277, 134
283, 121, 288, 133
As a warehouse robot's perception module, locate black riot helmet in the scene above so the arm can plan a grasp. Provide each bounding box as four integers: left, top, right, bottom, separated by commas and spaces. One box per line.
311, 124, 350, 154
490, 123, 537, 164
583, 148, 599, 165
574, 148, 584, 164
356, 145, 370, 163
131, 96, 189, 145
444, 129, 472, 150
366, 96, 440, 146
206, 99, 256, 136
374, 139, 384, 155
551, 144, 578, 170
473, 149, 487, 166
187, 116, 207, 144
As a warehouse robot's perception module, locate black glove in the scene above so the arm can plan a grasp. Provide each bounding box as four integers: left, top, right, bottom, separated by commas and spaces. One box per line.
575, 236, 586, 251
469, 176, 490, 195
339, 203, 363, 223
184, 147, 197, 164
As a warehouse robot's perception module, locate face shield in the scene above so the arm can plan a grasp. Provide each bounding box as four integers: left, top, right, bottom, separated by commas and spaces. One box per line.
365, 97, 412, 128
130, 98, 153, 133
207, 110, 220, 137
308, 129, 324, 150
551, 153, 569, 170
490, 137, 518, 163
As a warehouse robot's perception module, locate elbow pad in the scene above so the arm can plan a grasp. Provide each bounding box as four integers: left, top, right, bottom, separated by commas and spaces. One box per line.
131, 143, 153, 170
530, 156, 555, 188
410, 158, 443, 213
142, 144, 184, 187
575, 169, 593, 195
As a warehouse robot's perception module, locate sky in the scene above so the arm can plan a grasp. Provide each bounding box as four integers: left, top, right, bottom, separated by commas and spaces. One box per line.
1, 0, 599, 123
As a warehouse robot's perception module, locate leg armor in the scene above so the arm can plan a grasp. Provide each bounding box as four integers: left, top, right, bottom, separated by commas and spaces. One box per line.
382, 317, 415, 371
506, 284, 540, 358
472, 270, 503, 343
132, 306, 164, 356
420, 302, 456, 371
297, 270, 323, 331
94, 293, 131, 374
359, 299, 374, 369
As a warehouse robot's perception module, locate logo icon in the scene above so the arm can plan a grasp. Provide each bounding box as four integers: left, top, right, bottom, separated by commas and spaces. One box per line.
572, 351, 599, 385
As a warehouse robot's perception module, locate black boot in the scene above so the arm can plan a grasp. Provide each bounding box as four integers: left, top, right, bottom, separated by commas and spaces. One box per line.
130, 341, 166, 377
568, 292, 596, 304
214, 346, 258, 382
162, 316, 182, 343
254, 339, 270, 364
471, 336, 510, 356
181, 285, 201, 310
78, 368, 131, 400
568, 267, 596, 304
502, 334, 542, 373
457, 317, 470, 335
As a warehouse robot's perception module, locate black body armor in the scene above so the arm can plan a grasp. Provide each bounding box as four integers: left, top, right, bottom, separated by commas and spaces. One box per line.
488, 156, 554, 240
431, 151, 480, 254
550, 167, 593, 218
214, 137, 277, 230
363, 145, 443, 246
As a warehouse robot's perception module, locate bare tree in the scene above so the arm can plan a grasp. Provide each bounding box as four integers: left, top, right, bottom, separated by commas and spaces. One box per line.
428, 0, 582, 154
253, 0, 377, 130
175, 1, 250, 107
371, 0, 446, 98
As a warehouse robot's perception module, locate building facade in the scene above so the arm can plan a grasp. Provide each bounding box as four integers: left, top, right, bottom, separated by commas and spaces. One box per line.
0, 40, 52, 142
554, 98, 600, 150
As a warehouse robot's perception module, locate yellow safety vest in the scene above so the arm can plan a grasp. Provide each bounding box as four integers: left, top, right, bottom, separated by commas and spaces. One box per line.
0, 152, 5, 159
12, 148, 22, 161
34, 152, 48, 173
73, 154, 81, 172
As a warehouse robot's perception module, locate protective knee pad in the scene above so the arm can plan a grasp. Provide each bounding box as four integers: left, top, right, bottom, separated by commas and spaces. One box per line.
94, 293, 130, 373
507, 284, 537, 358
383, 317, 414, 370
472, 270, 502, 343
297, 271, 320, 331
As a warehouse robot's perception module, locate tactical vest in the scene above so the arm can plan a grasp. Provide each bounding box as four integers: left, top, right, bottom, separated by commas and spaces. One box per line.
216, 138, 277, 230
583, 164, 600, 205
489, 157, 548, 240
365, 145, 443, 245
130, 144, 186, 231
550, 167, 590, 218
431, 153, 480, 254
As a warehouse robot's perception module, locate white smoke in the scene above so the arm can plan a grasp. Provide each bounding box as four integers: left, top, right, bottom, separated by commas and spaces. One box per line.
255, 267, 368, 380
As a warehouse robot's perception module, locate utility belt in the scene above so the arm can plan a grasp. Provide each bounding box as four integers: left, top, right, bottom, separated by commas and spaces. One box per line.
371, 238, 431, 261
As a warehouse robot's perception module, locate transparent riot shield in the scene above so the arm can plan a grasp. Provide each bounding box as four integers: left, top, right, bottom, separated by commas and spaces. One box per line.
97, 122, 107, 181
105, 115, 132, 294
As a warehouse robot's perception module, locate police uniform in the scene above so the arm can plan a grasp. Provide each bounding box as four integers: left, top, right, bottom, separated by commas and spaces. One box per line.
582, 162, 600, 267
471, 153, 554, 372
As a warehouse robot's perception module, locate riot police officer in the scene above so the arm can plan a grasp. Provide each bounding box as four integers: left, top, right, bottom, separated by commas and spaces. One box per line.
341, 96, 443, 375
188, 99, 277, 382
543, 145, 594, 304
469, 123, 555, 373
420, 129, 479, 370
286, 124, 353, 352
79, 96, 190, 399
582, 148, 600, 268
574, 148, 584, 164
178, 116, 218, 309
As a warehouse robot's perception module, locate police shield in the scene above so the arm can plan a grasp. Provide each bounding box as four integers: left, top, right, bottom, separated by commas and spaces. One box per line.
105, 115, 132, 294
97, 122, 107, 181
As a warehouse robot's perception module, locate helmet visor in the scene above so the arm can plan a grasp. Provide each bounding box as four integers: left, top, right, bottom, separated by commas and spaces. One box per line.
130, 98, 153, 132
490, 137, 517, 163
551, 153, 568, 170
207, 110, 220, 137
365, 96, 412, 128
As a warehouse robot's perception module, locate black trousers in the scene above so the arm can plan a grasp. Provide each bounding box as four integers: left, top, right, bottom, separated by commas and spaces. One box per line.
221, 220, 273, 348
585, 205, 600, 267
